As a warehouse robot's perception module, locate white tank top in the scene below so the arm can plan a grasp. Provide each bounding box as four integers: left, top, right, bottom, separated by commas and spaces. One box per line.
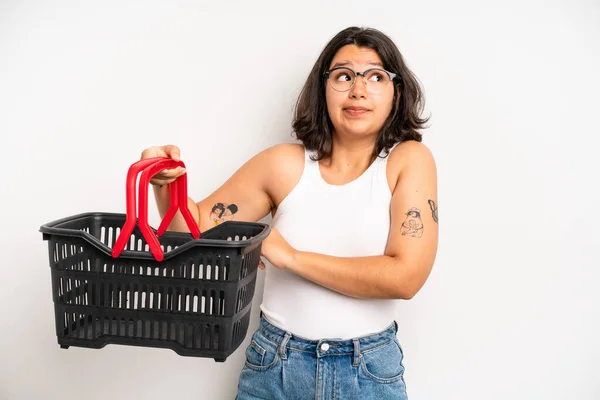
260, 144, 400, 340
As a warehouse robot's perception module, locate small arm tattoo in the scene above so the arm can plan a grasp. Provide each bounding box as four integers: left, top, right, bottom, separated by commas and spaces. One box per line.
209, 202, 238, 226
401, 207, 424, 238
428, 199, 438, 223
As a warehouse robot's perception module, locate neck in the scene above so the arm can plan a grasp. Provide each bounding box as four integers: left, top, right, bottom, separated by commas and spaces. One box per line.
323, 134, 378, 172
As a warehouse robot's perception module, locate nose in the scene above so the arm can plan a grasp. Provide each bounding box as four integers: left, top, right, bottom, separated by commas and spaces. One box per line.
349, 75, 368, 99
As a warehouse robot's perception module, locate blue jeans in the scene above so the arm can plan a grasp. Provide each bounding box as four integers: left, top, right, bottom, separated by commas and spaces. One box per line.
236, 315, 408, 399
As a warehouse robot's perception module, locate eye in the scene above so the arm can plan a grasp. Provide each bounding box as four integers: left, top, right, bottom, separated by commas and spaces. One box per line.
330, 68, 354, 83
333, 72, 352, 82
368, 72, 386, 82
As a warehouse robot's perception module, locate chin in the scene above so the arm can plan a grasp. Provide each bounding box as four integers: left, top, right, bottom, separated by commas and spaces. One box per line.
340, 123, 378, 138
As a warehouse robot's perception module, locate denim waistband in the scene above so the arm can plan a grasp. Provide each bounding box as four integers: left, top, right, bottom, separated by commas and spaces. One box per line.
257, 314, 398, 364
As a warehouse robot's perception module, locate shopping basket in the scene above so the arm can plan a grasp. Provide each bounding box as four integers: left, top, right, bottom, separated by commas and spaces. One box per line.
39, 157, 270, 362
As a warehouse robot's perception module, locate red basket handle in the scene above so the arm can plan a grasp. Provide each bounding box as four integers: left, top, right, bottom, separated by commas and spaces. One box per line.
112, 157, 164, 259
137, 158, 200, 260
112, 157, 201, 261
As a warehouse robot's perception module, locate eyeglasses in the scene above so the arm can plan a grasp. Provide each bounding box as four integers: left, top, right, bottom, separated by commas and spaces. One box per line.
324, 67, 398, 94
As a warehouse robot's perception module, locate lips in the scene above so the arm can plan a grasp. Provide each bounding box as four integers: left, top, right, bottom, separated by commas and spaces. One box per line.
344, 106, 371, 116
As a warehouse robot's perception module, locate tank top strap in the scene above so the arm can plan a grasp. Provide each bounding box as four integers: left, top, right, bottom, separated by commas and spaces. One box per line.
303, 146, 321, 180
304, 146, 315, 165
372, 142, 401, 194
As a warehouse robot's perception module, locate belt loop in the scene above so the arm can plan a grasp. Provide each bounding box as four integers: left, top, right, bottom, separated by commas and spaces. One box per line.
352, 338, 360, 367
279, 332, 291, 360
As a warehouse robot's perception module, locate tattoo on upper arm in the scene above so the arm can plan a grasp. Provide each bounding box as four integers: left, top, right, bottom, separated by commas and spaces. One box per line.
428, 199, 438, 223
209, 202, 238, 226
401, 207, 424, 238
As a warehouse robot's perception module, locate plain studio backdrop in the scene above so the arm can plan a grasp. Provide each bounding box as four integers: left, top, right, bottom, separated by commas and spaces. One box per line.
1, 0, 599, 399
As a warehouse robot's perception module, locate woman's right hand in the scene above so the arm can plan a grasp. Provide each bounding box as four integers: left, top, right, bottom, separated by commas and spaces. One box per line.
140, 144, 186, 186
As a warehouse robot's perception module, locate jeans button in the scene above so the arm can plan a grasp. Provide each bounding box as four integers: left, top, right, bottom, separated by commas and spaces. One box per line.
320, 343, 329, 352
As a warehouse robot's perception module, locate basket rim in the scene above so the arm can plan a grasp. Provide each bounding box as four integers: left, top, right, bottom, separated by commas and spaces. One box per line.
40, 211, 271, 261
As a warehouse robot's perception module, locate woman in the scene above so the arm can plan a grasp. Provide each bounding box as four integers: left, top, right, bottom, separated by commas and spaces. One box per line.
143, 26, 438, 399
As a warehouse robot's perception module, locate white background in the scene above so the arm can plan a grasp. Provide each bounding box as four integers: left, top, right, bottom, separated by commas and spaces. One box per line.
1, 0, 599, 399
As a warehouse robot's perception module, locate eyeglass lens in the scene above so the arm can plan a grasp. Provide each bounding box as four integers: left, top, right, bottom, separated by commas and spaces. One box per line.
328, 68, 392, 93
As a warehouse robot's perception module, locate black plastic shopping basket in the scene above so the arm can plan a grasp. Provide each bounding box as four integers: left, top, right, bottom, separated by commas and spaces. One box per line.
39, 157, 270, 362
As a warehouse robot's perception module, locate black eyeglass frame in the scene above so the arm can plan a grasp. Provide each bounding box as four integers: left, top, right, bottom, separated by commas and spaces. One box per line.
323, 66, 400, 92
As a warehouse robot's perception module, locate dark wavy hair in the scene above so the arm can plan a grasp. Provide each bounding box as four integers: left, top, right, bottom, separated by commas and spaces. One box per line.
292, 26, 429, 162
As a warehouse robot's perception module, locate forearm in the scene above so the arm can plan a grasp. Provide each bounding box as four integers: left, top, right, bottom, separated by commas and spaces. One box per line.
287, 252, 419, 300
153, 184, 200, 233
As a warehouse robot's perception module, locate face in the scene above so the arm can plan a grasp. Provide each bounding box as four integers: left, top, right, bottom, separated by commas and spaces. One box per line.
210, 206, 224, 223
222, 209, 234, 220
325, 45, 395, 141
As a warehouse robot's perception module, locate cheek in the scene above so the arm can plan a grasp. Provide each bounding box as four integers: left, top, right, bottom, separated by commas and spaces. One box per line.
375, 92, 395, 120
325, 87, 344, 115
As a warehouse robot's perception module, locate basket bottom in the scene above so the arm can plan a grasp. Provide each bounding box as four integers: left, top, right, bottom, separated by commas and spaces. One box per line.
56, 309, 252, 362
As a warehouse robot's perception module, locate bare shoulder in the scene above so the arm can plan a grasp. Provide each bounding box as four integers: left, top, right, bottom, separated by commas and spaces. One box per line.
264, 143, 305, 165
386, 140, 437, 191
262, 142, 306, 210
389, 140, 435, 165
245, 142, 304, 178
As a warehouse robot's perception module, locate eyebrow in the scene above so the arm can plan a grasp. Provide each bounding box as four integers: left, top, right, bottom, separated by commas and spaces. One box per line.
331, 60, 384, 68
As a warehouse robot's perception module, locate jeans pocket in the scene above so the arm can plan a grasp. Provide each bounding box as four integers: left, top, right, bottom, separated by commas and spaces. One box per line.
244, 331, 280, 371
359, 338, 405, 384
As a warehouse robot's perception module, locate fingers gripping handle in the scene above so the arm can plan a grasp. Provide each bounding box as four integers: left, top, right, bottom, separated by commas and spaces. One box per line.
137, 159, 200, 261
112, 157, 201, 261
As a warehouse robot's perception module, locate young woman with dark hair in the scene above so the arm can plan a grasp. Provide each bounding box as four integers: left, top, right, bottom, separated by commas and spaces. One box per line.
142, 26, 438, 399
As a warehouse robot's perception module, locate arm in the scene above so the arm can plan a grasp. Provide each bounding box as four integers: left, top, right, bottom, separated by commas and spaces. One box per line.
152, 145, 279, 233
281, 141, 439, 300
194, 150, 275, 233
